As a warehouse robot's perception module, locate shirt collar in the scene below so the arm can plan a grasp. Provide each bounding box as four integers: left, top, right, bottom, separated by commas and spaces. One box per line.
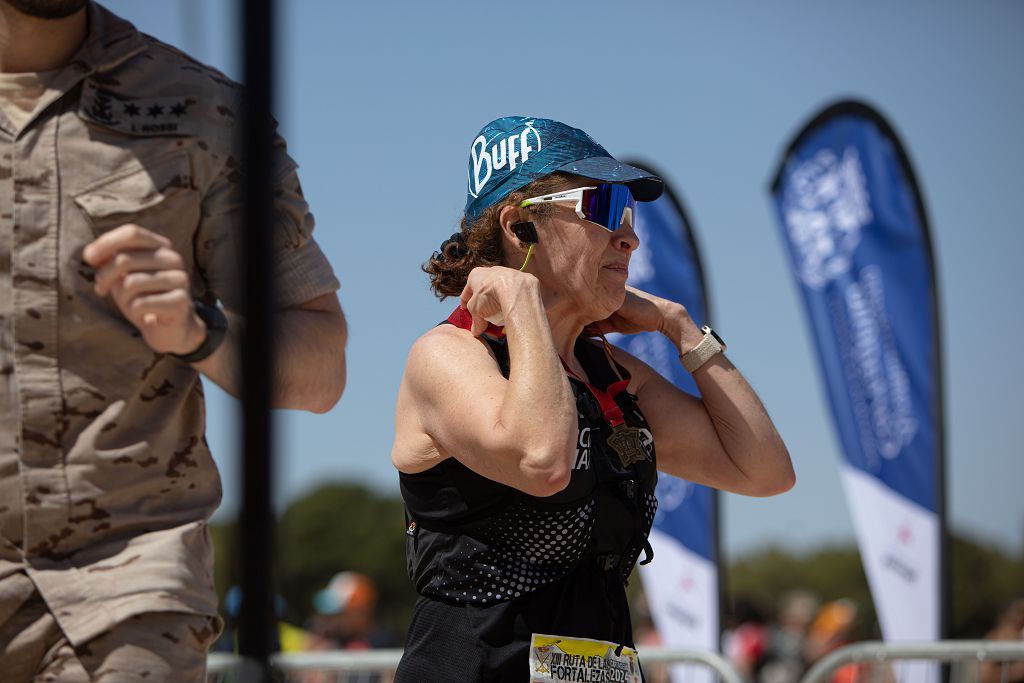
75, 1, 148, 76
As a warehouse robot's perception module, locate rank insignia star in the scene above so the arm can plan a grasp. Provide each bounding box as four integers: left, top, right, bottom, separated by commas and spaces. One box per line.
123, 102, 140, 117
147, 104, 164, 118
170, 102, 188, 117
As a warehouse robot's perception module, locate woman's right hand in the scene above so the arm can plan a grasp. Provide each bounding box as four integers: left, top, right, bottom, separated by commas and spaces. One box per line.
459, 266, 539, 336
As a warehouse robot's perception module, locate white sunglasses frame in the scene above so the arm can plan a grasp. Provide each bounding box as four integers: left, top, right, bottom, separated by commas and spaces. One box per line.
519, 185, 634, 229
519, 186, 597, 220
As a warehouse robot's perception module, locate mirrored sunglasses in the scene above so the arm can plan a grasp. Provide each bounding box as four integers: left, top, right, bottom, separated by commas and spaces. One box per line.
520, 183, 636, 231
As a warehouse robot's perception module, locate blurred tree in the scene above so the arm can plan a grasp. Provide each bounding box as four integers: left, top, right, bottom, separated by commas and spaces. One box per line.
275, 483, 417, 641
724, 532, 1024, 640
726, 545, 877, 639
950, 531, 1024, 638
211, 483, 416, 643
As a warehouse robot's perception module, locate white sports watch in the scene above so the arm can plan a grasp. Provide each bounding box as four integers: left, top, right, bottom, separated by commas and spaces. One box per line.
680, 325, 726, 372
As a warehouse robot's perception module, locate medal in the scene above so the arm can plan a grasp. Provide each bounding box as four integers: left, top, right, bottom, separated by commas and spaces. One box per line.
607, 424, 647, 468
562, 341, 651, 470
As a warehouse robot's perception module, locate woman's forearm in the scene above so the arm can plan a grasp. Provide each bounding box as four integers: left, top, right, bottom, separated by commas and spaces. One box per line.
194, 302, 347, 414
664, 309, 794, 495
497, 281, 578, 490
690, 356, 794, 495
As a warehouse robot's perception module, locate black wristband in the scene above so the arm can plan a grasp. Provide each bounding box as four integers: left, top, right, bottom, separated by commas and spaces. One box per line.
171, 300, 228, 364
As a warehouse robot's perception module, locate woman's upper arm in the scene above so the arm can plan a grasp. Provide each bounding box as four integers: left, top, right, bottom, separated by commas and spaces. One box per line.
398, 326, 567, 493
616, 348, 751, 492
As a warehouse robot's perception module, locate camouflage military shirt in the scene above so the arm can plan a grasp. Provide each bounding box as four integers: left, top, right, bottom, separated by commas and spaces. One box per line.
0, 3, 339, 646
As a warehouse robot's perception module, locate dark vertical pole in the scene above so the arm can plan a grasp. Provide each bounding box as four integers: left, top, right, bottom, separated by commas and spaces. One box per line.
237, 0, 276, 678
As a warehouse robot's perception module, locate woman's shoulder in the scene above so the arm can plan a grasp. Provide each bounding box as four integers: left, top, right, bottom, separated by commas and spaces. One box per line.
410, 322, 488, 360
405, 323, 506, 389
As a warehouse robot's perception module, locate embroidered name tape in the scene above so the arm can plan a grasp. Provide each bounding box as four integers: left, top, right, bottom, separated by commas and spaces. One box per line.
79, 80, 201, 137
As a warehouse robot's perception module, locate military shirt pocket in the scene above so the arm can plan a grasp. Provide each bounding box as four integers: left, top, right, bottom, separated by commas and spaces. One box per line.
73, 151, 201, 255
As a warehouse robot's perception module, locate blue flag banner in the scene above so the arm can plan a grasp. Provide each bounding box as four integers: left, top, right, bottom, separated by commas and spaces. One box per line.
769, 101, 945, 675
608, 162, 719, 683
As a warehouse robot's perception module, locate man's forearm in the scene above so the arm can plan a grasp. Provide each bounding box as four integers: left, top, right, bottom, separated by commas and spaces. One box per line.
271, 305, 347, 412
194, 304, 347, 413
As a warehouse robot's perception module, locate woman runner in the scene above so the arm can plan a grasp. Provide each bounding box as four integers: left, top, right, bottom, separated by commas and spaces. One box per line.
392, 116, 795, 682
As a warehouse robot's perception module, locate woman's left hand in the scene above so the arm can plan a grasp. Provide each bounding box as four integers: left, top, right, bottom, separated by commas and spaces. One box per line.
588, 287, 705, 352
586, 286, 673, 333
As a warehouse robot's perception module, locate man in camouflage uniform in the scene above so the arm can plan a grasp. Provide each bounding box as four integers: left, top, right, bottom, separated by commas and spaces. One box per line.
0, 1, 348, 680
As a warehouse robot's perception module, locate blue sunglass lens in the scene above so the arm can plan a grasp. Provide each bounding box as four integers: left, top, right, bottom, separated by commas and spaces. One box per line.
581, 184, 636, 231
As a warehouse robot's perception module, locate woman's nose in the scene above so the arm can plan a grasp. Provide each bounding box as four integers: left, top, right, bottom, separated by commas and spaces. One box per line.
612, 221, 639, 252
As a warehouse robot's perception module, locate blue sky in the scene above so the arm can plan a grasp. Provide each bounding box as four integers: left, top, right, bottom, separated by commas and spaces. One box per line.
101, 1, 1024, 556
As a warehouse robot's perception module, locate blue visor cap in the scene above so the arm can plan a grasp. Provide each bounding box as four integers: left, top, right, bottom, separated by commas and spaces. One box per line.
465, 116, 663, 220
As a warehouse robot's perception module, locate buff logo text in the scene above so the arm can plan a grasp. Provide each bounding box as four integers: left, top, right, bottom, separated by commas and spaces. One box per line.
467, 122, 542, 198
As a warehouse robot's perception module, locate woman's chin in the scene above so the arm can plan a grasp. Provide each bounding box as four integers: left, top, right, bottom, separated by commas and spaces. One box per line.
588, 291, 625, 323
607, 286, 628, 311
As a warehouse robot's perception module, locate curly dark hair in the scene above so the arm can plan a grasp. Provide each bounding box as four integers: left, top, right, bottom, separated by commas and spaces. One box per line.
424, 174, 572, 299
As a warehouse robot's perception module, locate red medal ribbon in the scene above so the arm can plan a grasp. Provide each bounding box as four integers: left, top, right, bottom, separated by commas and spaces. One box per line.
447, 306, 506, 338
563, 363, 630, 428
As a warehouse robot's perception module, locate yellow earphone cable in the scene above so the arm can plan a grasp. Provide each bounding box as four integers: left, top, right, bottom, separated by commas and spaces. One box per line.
519, 243, 535, 271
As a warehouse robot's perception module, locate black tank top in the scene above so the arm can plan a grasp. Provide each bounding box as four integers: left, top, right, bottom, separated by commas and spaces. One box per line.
395, 309, 658, 682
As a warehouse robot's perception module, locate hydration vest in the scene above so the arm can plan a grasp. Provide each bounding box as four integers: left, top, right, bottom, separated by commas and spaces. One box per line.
400, 308, 658, 607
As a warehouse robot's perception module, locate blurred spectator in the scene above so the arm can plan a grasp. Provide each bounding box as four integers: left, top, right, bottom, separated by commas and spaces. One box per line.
805, 599, 857, 661
213, 586, 316, 653
632, 590, 664, 648
631, 592, 669, 683
979, 599, 1024, 683
298, 573, 396, 683
306, 571, 395, 651
804, 599, 861, 683
724, 598, 770, 683
760, 590, 819, 683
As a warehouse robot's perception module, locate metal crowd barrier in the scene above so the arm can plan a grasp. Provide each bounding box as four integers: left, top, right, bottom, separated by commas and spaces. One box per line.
207, 647, 744, 683
801, 641, 1024, 683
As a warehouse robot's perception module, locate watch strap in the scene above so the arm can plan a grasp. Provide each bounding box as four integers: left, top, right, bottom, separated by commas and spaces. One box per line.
171, 301, 228, 364
680, 326, 724, 373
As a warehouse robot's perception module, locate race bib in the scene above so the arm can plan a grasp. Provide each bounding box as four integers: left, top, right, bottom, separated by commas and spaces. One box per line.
529, 633, 642, 683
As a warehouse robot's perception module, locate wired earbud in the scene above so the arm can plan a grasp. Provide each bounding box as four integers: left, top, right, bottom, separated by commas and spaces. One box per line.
511, 221, 538, 271
511, 221, 538, 244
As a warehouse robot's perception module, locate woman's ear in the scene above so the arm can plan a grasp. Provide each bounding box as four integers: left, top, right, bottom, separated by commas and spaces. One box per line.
498, 205, 520, 240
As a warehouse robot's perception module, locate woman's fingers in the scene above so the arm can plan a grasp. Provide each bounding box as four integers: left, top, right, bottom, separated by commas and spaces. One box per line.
460, 265, 539, 336
459, 280, 475, 310
463, 291, 496, 337
470, 307, 488, 337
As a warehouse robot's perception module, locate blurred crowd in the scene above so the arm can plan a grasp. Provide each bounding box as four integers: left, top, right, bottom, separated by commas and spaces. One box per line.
636, 592, 1024, 683
719, 592, 861, 683
210, 577, 1023, 683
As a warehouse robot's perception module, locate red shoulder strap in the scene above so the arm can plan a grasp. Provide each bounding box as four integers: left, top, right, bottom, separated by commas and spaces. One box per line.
446, 306, 506, 338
